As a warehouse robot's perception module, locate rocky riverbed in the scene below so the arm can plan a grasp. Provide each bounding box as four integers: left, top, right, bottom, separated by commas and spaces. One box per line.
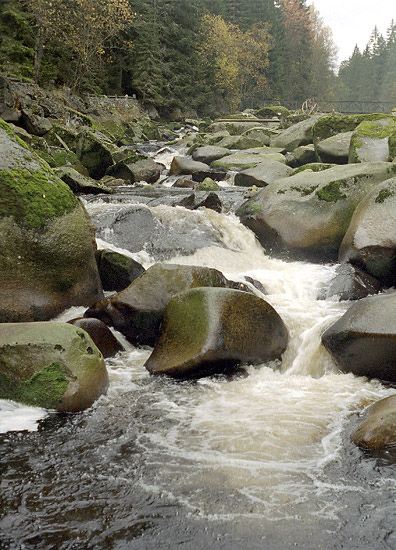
1, 77, 396, 549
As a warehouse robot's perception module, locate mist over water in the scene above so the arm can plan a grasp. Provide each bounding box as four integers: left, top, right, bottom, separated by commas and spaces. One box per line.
1, 193, 396, 550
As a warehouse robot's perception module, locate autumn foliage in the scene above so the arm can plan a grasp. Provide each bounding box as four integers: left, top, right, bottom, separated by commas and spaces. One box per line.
199, 14, 271, 110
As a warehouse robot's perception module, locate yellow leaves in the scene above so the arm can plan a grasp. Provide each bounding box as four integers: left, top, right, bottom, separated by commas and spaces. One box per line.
198, 14, 272, 110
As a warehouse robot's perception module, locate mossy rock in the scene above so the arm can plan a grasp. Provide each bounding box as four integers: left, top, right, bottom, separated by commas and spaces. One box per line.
312, 113, 390, 147
95, 249, 145, 291
255, 105, 290, 119
315, 132, 353, 164
144, 287, 288, 379
348, 118, 396, 163
211, 152, 285, 172
339, 177, 396, 283
76, 128, 116, 179
270, 114, 323, 151
236, 162, 396, 262
0, 119, 103, 321
293, 163, 335, 175
85, 263, 247, 346
0, 322, 109, 411
195, 177, 219, 191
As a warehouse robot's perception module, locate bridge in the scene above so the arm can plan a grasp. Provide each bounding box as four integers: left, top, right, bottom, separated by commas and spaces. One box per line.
317, 100, 395, 114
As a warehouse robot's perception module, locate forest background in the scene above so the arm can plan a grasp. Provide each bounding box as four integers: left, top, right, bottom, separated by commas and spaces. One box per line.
0, 0, 395, 117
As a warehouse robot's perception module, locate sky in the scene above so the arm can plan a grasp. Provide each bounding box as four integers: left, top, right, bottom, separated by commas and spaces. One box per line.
307, 0, 395, 65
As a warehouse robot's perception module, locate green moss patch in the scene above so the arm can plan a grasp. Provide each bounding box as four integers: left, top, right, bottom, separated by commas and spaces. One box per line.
316, 181, 346, 202
375, 188, 395, 203
0, 167, 78, 229
290, 184, 319, 196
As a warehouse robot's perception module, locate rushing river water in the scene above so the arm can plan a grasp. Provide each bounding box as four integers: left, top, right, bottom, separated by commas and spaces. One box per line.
1, 147, 396, 549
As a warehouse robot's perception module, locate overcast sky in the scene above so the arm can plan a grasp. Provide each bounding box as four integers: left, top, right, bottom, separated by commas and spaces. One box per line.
307, 0, 395, 65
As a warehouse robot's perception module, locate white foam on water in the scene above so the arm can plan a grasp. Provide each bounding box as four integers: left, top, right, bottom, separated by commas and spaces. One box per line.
0, 399, 48, 433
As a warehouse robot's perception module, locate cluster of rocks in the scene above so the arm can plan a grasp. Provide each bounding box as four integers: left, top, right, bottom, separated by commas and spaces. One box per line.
1, 76, 396, 450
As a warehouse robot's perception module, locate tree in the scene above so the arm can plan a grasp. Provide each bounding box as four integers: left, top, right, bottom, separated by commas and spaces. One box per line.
23, 0, 134, 89
198, 14, 272, 111
308, 5, 337, 101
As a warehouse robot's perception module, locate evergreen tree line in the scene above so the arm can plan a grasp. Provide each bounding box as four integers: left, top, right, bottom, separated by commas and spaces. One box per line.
1, 0, 338, 115
336, 22, 396, 105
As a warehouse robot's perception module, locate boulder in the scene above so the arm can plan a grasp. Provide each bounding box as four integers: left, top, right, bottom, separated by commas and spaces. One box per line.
211, 152, 286, 172
0, 322, 109, 411
216, 135, 265, 150
172, 177, 195, 188
351, 394, 396, 450
68, 318, 124, 358
76, 128, 115, 179
234, 160, 293, 187
144, 287, 288, 379
209, 121, 267, 135
20, 109, 52, 136
95, 249, 145, 292
318, 264, 380, 301
106, 158, 162, 184
339, 177, 396, 284
192, 146, 230, 164
236, 162, 396, 262
312, 113, 389, 147
316, 132, 352, 164
270, 114, 323, 151
291, 144, 317, 166
293, 162, 335, 175
321, 293, 396, 383
195, 192, 222, 213
55, 166, 113, 194
84, 264, 247, 346
242, 128, 272, 146
195, 177, 219, 191
0, 75, 20, 123
170, 156, 211, 176
0, 119, 103, 322
349, 118, 396, 163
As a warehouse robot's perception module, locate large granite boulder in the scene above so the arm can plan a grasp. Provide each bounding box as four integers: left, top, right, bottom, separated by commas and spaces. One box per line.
170, 156, 211, 176
318, 264, 380, 301
316, 132, 353, 164
216, 135, 265, 150
211, 151, 285, 172
106, 158, 162, 184
234, 160, 293, 187
21, 109, 52, 137
84, 264, 247, 346
351, 394, 396, 450
270, 114, 323, 151
339, 177, 396, 284
312, 113, 389, 147
0, 322, 109, 411
192, 146, 230, 164
291, 145, 317, 166
0, 119, 103, 322
236, 162, 396, 262
321, 293, 396, 383
349, 118, 396, 163
144, 287, 288, 379
0, 75, 20, 123
76, 128, 115, 179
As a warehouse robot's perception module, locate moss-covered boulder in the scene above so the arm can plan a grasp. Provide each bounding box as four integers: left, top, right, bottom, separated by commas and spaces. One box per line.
312, 113, 389, 147
0, 322, 109, 411
209, 121, 268, 135
68, 317, 124, 358
144, 287, 288, 379
84, 264, 247, 346
293, 163, 335, 175
322, 293, 396, 383
216, 134, 265, 150
21, 109, 52, 137
195, 177, 219, 191
270, 114, 323, 151
211, 151, 285, 172
0, 119, 103, 322
349, 118, 396, 163
351, 394, 396, 450
76, 128, 115, 179
255, 105, 289, 119
95, 249, 145, 292
236, 162, 396, 262
316, 132, 353, 164
291, 144, 317, 166
234, 160, 293, 187
339, 177, 396, 284
55, 166, 113, 194
241, 128, 271, 146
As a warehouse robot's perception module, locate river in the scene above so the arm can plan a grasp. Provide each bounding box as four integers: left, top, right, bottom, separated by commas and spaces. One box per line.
1, 145, 396, 549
